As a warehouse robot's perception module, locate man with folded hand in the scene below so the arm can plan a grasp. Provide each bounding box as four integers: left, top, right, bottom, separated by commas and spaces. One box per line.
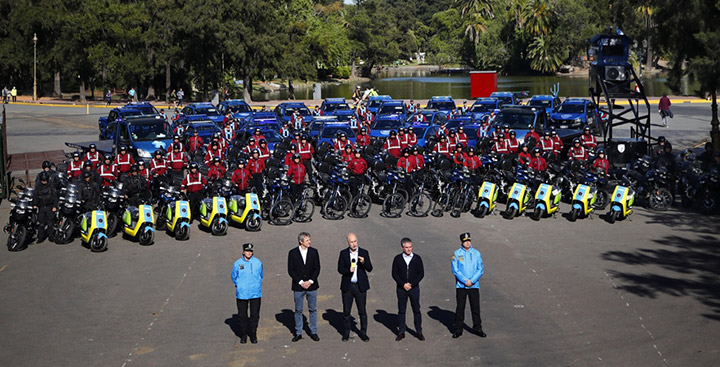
451, 232, 486, 338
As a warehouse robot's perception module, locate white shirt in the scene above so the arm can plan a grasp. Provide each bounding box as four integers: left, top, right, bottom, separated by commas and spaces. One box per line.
298, 246, 314, 285
403, 252, 413, 266
349, 248, 359, 283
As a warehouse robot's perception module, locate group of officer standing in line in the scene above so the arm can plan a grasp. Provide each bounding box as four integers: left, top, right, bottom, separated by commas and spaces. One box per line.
231, 231, 486, 344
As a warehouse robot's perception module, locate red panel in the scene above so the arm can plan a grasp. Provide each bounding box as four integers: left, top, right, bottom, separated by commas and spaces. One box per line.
470, 71, 497, 98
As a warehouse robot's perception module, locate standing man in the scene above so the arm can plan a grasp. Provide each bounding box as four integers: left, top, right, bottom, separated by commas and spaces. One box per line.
177, 88, 185, 107
658, 92, 672, 128
11, 86, 17, 102
451, 232, 486, 338
337, 233, 373, 342
232, 243, 263, 344
391, 237, 424, 341
288, 232, 321, 342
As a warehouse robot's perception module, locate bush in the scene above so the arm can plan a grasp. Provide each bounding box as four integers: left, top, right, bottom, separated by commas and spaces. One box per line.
335, 66, 351, 79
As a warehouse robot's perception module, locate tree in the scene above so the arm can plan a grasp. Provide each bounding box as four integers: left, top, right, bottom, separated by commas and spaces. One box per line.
347, 0, 402, 75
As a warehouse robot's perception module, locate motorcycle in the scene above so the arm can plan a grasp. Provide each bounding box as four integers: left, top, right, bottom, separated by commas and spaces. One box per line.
606, 185, 634, 223
568, 183, 597, 221
472, 181, 499, 218
4, 182, 36, 251
122, 204, 155, 245
80, 210, 109, 252
229, 192, 263, 231
156, 185, 191, 240
199, 196, 229, 236
54, 183, 81, 244
531, 183, 561, 221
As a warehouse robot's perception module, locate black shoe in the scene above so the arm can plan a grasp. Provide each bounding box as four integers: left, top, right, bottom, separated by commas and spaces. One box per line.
310, 333, 320, 341
452, 332, 462, 338
341, 334, 349, 342
395, 332, 405, 341
292, 335, 302, 342
250, 337, 258, 344
417, 333, 425, 341
359, 333, 369, 342
476, 329, 487, 338
240, 337, 247, 344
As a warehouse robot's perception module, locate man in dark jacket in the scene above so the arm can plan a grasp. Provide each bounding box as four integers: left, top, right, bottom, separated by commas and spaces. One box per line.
287, 232, 321, 342
391, 237, 425, 341
79, 171, 102, 212
337, 233, 373, 342
122, 164, 149, 206
33, 172, 58, 243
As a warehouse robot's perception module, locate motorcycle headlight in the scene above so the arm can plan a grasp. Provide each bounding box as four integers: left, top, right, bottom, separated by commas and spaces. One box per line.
137, 149, 151, 158
16, 209, 25, 215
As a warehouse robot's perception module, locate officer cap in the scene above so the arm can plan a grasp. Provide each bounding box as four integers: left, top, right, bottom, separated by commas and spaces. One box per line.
467, 147, 475, 154
389, 130, 397, 136
354, 148, 362, 154
407, 126, 414, 131
254, 128, 261, 133
498, 133, 505, 139
460, 232, 471, 242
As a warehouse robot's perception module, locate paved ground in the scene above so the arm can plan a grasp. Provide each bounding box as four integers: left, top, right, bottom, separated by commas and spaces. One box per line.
0, 104, 718, 367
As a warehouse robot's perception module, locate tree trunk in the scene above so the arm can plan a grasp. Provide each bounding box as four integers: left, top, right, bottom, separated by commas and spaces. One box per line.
165, 62, 171, 104
147, 84, 155, 100
288, 79, 295, 100
645, 18, 653, 72
711, 90, 720, 153
350, 59, 359, 78
79, 80, 86, 102
243, 75, 253, 102
53, 71, 61, 97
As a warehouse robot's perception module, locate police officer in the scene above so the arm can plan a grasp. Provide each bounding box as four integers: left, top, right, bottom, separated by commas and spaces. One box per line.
181, 162, 207, 219
36, 160, 58, 188
232, 243, 264, 344
123, 164, 149, 206
451, 232, 486, 338
79, 171, 102, 213
67, 152, 83, 180
33, 172, 58, 244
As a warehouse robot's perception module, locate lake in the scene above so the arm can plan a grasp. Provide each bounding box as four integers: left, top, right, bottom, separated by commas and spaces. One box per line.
256, 68, 698, 101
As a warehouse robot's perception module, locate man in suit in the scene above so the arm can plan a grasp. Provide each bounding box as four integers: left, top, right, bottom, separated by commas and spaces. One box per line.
451, 232, 487, 338
287, 232, 321, 342
337, 233, 373, 342
391, 237, 425, 341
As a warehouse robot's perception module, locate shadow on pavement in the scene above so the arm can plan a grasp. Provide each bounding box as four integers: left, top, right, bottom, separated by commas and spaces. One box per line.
224, 315, 242, 338
602, 234, 720, 321
373, 309, 398, 336
642, 209, 720, 235
427, 306, 455, 333
275, 309, 296, 335
322, 309, 350, 336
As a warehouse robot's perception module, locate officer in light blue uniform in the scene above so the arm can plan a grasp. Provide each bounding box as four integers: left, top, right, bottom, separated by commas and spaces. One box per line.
451, 232, 486, 338
232, 243, 264, 344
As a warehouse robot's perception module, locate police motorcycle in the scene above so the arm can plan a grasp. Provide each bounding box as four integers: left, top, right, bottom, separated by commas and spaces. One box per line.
696, 168, 720, 214
4, 180, 36, 251
121, 198, 155, 246
619, 156, 673, 211
102, 182, 126, 237
155, 185, 191, 240
198, 178, 229, 236
53, 183, 81, 244
606, 185, 635, 223
567, 183, 599, 222
502, 166, 534, 219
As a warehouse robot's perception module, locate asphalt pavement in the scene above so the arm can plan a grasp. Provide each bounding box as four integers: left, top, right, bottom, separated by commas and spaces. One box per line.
0, 103, 718, 367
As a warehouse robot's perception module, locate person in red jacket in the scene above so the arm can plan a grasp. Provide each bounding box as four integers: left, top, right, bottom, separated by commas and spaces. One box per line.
406, 126, 418, 146
297, 135, 315, 173
528, 147, 547, 172
248, 149, 265, 194
524, 126, 540, 148
341, 144, 354, 164
187, 129, 204, 153
205, 142, 224, 167
114, 145, 135, 176
181, 162, 207, 219
257, 139, 271, 165
356, 127, 371, 147
137, 160, 152, 188
568, 138, 588, 161
592, 148, 610, 175
464, 147, 482, 171
492, 133, 509, 155
456, 126, 469, 147
397, 148, 416, 173
384, 130, 402, 158
348, 149, 368, 196
67, 152, 83, 179
518, 144, 532, 166
550, 130, 563, 157
150, 150, 168, 177
207, 157, 227, 181
539, 131, 555, 157
223, 121, 236, 142
580, 126, 597, 150
167, 143, 188, 180
252, 128, 266, 143
85, 144, 101, 168
97, 153, 117, 187
433, 135, 452, 157
333, 132, 353, 151
280, 122, 292, 138
171, 134, 185, 153
506, 131, 519, 154
287, 153, 307, 200
285, 144, 298, 166
231, 159, 251, 193
409, 146, 425, 171
447, 130, 458, 151
398, 128, 409, 149
453, 144, 467, 166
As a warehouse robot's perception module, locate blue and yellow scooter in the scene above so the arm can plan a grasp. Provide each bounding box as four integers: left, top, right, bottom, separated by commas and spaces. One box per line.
122, 204, 155, 245
568, 183, 597, 221
199, 196, 228, 236
80, 210, 109, 252
473, 181, 499, 218
607, 185, 635, 223
531, 183, 561, 220
503, 182, 531, 219
166, 199, 191, 240
229, 192, 262, 231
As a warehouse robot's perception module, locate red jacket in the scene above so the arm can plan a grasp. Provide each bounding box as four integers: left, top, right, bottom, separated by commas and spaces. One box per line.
433, 141, 451, 157
506, 138, 519, 153
181, 172, 206, 192
85, 151, 101, 168
569, 146, 587, 161
492, 140, 509, 154
150, 157, 168, 176
248, 158, 265, 175
188, 136, 204, 152
298, 142, 314, 161
406, 133, 418, 146
397, 156, 416, 173
356, 134, 371, 147
349, 157, 368, 175
384, 137, 402, 158
464, 155, 482, 170
524, 131, 540, 145
551, 136, 563, 155
68, 160, 83, 178
97, 164, 116, 186
114, 153, 135, 173
287, 162, 306, 185
518, 151, 532, 165
528, 156, 547, 171
231, 167, 251, 190
207, 165, 227, 181
453, 152, 468, 165
581, 133, 597, 149
455, 132, 468, 147
167, 151, 187, 171
204, 149, 225, 166
398, 133, 409, 149
409, 154, 424, 170
540, 138, 555, 154
593, 158, 610, 174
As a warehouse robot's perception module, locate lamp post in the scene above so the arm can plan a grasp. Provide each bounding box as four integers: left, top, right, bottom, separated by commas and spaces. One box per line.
33, 33, 37, 101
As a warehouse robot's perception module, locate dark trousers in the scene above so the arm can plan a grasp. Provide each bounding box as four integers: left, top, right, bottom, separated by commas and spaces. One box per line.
250, 174, 263, 196
454, 288, 482, 333
188, 191, 204, 220
342, 283, 367, 335
397, 287, 422, 334
236, 298, 261, 339
37, 207, 54, 241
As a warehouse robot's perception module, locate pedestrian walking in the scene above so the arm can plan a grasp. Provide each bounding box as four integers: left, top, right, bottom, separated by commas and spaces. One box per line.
337, 233, 373, 342
391, 237, 424, 341
451, 232, 486, 338
105, 90, 112, 106
177, 88, 184, 107
128, 87, 136, 102
2, 86, 7, 104
11, 86, 17, 102
232, 243, 263, 344
658, 93, 672, 128
287, 232, 321, 342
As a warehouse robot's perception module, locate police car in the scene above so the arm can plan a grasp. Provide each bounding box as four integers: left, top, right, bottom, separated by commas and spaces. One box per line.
98, 107, 151, 139
218, 99, 253, 122
489, 91, 527, 107
366, 95, 392, 114
426, 96, 457, 116
181, 102, 225, 125
177, 116, 222, 142
414, 125, 441, 147
376, 100, 408, 122
526, 95, 561, 115
443, 116, 481, 146
467, 98, 501, 121
123, 101, 160, 115
320, 98, 355, 121
369, 116, 404, 141
316, 122, 357, 146
407, 109, 448, 126
549, 98, 599, 130
274, 102, 314, 125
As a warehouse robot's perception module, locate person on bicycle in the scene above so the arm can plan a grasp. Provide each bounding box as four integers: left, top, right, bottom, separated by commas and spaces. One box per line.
348, 149, 368, 196
231, 159, 251, 194
287, 153, 307, 201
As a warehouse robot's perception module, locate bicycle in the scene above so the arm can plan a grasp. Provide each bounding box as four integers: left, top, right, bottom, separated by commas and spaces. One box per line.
348, 173, 372, 218
381, 169, 407, 218
292, 185, 315, 223
407, 174, 433, 217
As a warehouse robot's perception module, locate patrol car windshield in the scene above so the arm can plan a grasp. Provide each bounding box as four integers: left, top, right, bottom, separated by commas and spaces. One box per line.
371, 119, 403, 130
283, 106, 311, 116
196, 107, 221, 116
558, 104, 585, 114
130, 121, 172, 141
378, 105, 404, 115
427, 101, 456, 110
187, 122, 220, 132
367, 99, 386, 108
229, 105, 252, 113
412, 127, 427, 136
119, 109, 143, 117
496, 97, 513, 105
323, 103, 351, 111
495, 111, 535, 129
259, 130, 283, 143
132, 106, 159, 115
321, 126, 356, 139
470, 104, 493, 113
528, 100, 552, 107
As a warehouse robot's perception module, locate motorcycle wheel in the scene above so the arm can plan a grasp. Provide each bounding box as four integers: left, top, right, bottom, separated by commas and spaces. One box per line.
382, 193, 406, 218
474, 206, 487, 218
532, 207, 543, 221
271, 198, 296, 225
568, 208, 579, 222
608, 210, 619, 224
211, 217, 228, 236
138, 228, 154, 246
503, 207, 517, 220
90, 235, 108, 252
701, 193, 716, 214
322, 195, 347, 221
594, 189, 610, 210
245, 215, 262, 232
649, 188, 672, 211
450, 194, 464, 218
408, 192, 432, 217
349, 194, 372, 218
7, 224, 27, 252
294, 200, 316, 223
175, 222, 190, 241
106, 213, 118, 238
55, 220, 74, 245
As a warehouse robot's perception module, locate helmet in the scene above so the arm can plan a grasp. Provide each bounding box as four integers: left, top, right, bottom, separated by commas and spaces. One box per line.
402, 148, 411, 155
292, 153, 301, 160
119, 145, 128, 151
259, 139, 267, 144
458, 126, 464, 130
72, 152, 80, 158
467, 147, 475, 154
104, 153, 113, 161
502, 123, 510, 130
189, 162, 199, 170
449, 129, 456, 134
550, 130, 557, 136
138, 160, 145, 166
360, 127, 367, 133
597, 148, 605, 155
573, 137, 581, 145
509, 131, 516, 137
398, 128, 405, 133
237, 158, 247, 165
192, 129, 198, 134
657, 136, 666, 144
301, 134, 309, 140
290, 143, 297, 150
213, 132, 221, 138
173, 143, 181, 150
543, 131, 550, 137
130, 164, 139, 173
89, 143, 97, 150
439, 134, 446, 140
38, 171, 50, 182
389, 130, 397, 136
249, 137, 256, 143
498, 133, 505, 139
251, 149, 260, 155
345, 144, 353, 150
532, 147, 542, 154
340, 132, 346, 138
211, 142, 219, 148
154, 150, 163, 156
213, 157, 221, 164
408, 126, 414, 131
83, 160, 93, 168
583, 126, 591, 132
173, 134, 180, 140
82, 171, 93, 179
412, 146, 419, 152
354, 148, 362, 154
42, 160, 52, 169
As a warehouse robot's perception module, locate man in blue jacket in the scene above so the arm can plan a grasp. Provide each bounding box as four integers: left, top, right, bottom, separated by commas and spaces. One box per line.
232, 243, 264, 344
451, 232, 486, 338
